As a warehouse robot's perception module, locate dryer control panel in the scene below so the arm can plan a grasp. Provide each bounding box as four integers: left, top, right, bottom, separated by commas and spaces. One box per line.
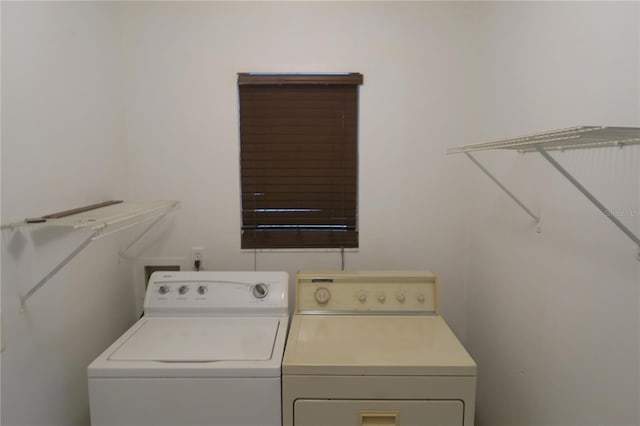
144, 271, 288, 317
296, 270, 437, 314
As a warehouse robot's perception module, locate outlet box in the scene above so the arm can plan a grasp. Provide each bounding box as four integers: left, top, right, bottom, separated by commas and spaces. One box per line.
134, 257, 185, 316
144, 265, 180, 288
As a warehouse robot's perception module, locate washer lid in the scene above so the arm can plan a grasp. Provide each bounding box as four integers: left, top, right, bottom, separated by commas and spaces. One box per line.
109, 317, 279, 362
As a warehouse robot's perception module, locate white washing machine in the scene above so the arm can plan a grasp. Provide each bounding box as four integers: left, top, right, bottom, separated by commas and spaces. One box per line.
282, 270, 477, 426
88, 271, 289, 426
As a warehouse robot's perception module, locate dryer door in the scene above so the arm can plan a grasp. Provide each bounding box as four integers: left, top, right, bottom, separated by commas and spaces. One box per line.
294, 399, 464, 426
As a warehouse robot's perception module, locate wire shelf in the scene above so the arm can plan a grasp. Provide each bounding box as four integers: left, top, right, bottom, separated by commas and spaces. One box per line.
47, 200, 180, 239
447, 126, 640, 259
447, 126, 640, 154
2, 200, 179, 234
4, 200, 180, 306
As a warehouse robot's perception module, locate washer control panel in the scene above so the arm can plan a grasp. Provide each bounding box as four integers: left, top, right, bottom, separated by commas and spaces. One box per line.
144, 271, 288, 317
296, 270, 437, 314
150, 282, 216, 300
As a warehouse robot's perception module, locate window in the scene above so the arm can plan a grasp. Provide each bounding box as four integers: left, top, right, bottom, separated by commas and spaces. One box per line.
238, 73, 363, 249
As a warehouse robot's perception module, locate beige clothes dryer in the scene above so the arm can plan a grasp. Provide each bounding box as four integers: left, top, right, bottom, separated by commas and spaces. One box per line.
282, 270, 476, 426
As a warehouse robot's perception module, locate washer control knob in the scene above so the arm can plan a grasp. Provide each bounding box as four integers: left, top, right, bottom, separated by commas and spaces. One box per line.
377, 293, 386, 303
158, 285, 170, 295
417, 293, 425, 303
357, 291, 367, 302
178, 285, 189, 295
396, 292, 406, 302
314, 287, 331, 304
252, 283, 269, 299
197, 285, 208, 295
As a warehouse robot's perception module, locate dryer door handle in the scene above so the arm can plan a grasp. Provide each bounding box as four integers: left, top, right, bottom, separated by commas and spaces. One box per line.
359, 410, 398, 426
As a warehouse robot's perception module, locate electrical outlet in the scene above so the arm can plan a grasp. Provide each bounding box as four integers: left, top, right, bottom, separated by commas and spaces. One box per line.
191, 246, 206, 270
192, 246, 205, 259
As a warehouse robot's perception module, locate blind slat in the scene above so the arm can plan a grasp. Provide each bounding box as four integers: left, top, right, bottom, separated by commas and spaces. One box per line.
241, 230, 359, 249
243, 220, 356, 226
242, 162, 356, 172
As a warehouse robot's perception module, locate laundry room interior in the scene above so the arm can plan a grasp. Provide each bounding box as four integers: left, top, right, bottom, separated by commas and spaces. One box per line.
1, 1, 639, 426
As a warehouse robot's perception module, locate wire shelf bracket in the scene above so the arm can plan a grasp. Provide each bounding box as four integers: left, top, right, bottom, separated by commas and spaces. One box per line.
448, 126, 640, 260
464, 152, 541, 228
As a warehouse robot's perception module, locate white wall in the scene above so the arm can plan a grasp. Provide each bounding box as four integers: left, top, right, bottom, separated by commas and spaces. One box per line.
120, 1, 479, 335
1, 3, 136, 425
1, 2, 638, 426
465, 2, 640, 425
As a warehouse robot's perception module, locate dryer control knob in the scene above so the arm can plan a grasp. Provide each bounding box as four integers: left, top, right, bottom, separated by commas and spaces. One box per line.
252, 283, 269, 299
377, 293, 386, 302
178, 285, 189, 295
158, 285, 170, 295
396, 292, 406, 302
357, 291, 367, 302
197, 285, 208, 295
314, 287, 331, 304
417, 293, 425, 303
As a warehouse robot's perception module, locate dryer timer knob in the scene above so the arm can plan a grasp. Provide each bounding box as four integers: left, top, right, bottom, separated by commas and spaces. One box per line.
158, 285, 170, 295
252, 283, 269, 299
314, 287, 331, 304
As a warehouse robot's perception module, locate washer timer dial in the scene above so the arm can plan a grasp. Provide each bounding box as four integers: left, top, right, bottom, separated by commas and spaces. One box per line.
252, 283, 269, 299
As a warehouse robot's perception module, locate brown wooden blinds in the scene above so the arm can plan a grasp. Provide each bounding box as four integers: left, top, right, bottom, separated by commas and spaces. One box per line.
238, 73, 362, 249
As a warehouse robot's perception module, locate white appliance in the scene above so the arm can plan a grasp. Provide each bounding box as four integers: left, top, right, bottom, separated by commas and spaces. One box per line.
88, 271, 289, 426
282, 270, 477, 426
